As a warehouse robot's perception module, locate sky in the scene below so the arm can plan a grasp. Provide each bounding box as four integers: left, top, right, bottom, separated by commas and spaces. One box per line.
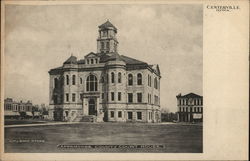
4, 4, 203, 112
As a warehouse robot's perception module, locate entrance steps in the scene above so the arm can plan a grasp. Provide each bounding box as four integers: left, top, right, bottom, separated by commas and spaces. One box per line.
72, 115, 97, 122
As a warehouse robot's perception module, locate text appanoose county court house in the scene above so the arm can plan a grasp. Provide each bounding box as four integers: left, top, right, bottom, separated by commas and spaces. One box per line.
48, 20, 161, 123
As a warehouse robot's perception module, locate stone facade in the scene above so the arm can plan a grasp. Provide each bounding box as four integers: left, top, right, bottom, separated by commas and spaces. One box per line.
176, 93, 203, 122
48, 21, 161, 122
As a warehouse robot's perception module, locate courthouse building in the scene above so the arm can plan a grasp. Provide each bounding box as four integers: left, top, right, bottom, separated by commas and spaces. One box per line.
176, 93, 203, 122
48, 21, 161, 122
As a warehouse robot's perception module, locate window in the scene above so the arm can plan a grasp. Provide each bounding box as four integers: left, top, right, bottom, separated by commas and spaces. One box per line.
118, 111, 122, 118
149, 112, 151, 120
118, 92, 121, 101
110, 111, 114, 118
128, 93, 133, 103
106, 73, 109, 83
91, 59, 94, 64
137, 112, 142, 120
106, 42, 110, 50
102, 93, 104, 99
72, 75, 76, 85
128, 112, 133, 119
86, 74, 98, 91
137, 73, 142, 85
80, 78, 82, 84
80, 93, 83, 100
128, 74, 133, 85
149, 76, 152, 87
137, 93, 142, 103
118, 72, 122, 83
66, 75, 69, 85
154, 77, 158, 89
149, 94, 152, 104
72, 93, 76, 102
95, 59, 98, 63
148, 75, 150, 86
66, 93, 69, 102
101, 42, 104, 49
87, 59, 89, 64
111, 92, 115, 101
111, 72, 115, 83
186, 107, 188, 112
54, 78, 58, 88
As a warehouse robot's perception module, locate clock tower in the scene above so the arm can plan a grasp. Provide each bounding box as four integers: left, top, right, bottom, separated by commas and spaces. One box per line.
97, 20, 118, 54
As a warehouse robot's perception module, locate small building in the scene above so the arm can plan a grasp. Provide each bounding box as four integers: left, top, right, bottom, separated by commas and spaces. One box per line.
4, 98, 20, 119
4, 98, 43, 119
176, 93, 203, 122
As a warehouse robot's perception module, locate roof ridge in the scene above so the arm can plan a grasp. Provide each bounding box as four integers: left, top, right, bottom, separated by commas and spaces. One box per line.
120, 55, 147, 64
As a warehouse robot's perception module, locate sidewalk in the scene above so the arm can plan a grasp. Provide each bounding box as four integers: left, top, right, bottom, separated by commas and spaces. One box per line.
4, 122, 83, 128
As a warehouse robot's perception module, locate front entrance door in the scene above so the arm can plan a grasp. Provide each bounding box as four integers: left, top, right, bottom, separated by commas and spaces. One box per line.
88, 98, 96, 115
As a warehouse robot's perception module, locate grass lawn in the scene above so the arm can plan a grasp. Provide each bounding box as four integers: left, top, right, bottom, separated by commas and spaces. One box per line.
4, 123, 202, 153
5, 119, 53, 125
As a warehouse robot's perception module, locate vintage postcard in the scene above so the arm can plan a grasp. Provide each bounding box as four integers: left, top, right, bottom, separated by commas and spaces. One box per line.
0, 0, 248, 160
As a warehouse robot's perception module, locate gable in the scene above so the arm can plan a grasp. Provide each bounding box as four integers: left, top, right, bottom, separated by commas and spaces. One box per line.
85, 52, 98, 58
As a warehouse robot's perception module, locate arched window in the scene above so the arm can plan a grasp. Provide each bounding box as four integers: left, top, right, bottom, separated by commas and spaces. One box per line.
118, 72, 122, 83
128, 74, 133, 85
86, 74, 98, 91
54, 78, 58, 88
80, 78, 83, 84
111, 72, 115, 83
154, 77, 158, 89
66, 75, 69, 85
72, 75, 76, 85
137, 73, 142, 85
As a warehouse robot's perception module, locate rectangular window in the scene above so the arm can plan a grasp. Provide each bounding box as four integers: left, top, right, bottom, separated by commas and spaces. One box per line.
128, 112, 133, 119
118, 92, 121, 101
80, 93, 83, 100
102, 93, 104, 99
148, 94, 150, 103
111, 92, 115, 101
106, 42, 110, 50
118, 111, 122, 118
150, 94, 152, 104
137, 93, 142, 103
66, 93, 69, 102
137, 112, 142, 120
72, 93, 76, 102
110, 111, 114, 118
101, 42, 104, 49
128, 93, 133, 103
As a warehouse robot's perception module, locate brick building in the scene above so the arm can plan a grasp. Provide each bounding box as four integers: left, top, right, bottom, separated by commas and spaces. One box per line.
4, 98, 34, 119
176, 93, 203, 122
48, 20, 161, 122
